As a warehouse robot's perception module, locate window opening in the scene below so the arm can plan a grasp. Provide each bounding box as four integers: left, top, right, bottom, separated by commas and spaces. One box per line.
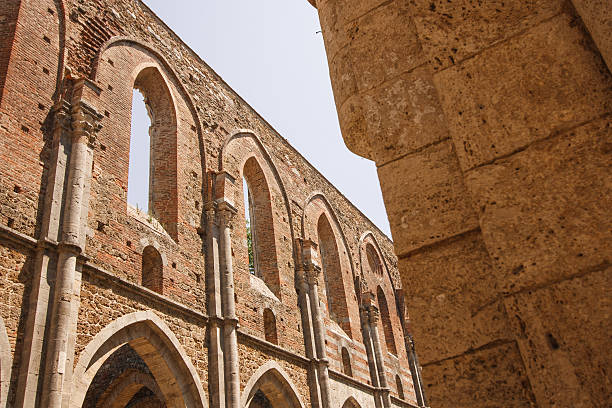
263, 308, 278, 344
243, 177, 257, 276
142, 246, 163, 294
128, 89, 151, 213
396, 375, 405, 400
341, 347, 352, 377
377, 286, 397, 355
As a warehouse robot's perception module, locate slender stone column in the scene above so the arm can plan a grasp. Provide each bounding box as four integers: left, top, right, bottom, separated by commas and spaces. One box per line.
41, 95, 101, 408
363, 292, 391, 408
295, 241, 322, 408
304, 262, 332, 408
360, 307, 383, 408
205, 202, 225, 408
218, 202, 240, 408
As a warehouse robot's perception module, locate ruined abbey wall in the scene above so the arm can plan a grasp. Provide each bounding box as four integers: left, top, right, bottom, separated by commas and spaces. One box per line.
0, 0, 423, 407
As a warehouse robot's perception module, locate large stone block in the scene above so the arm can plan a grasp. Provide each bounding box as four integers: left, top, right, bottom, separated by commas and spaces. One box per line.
338, 65, 450, 164
504, 266, 612, 407
434, 13, 612, 170
317, 0, 400, 59
378, 140, 479, 255
465, 116, 612, 293
572, 0, 612, 70
399, 231, 511, 363
422, 341, 536, 408
409, 0, 564, 70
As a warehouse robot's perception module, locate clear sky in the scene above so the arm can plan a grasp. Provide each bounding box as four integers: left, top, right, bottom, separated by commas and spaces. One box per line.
128, 0, 391, 237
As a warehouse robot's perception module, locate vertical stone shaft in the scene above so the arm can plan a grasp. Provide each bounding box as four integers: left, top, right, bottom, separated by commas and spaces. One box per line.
41, 101, 96, 408
206, 203, 225, 408
15, 101, 70, 408
368, 307, 391, 408
360, 307, 383, 408
219, 204, 240, 408
295, 256, 322, 408
305, 268, 332, 408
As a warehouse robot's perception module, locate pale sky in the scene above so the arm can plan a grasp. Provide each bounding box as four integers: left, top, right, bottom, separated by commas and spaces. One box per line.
128, 0, 391, 237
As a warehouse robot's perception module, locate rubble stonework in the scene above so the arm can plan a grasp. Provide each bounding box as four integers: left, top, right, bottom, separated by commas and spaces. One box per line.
0, 0, 424, 407
309, 0, 612, 407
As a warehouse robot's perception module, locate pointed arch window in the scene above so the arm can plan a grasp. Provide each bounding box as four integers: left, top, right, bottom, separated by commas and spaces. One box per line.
142, 246, 163, 294
317, 214, 351, 336
242, 157, 280, 297
128, 67, 178, 239
396, 375, 405, 400
263, 308, 278, 344
341, 347, 352, 377
377, 286, 397, 355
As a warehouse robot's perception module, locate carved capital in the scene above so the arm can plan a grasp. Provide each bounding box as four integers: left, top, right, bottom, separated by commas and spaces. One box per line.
305, 266, 321, 287
368, 306, 380, 324
216, 200, 237, 226
71, 102, 102, 147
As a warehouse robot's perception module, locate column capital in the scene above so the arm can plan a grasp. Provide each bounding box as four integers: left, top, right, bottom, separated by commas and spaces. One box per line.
71, 102, 103, 147
217, 200, 237, 225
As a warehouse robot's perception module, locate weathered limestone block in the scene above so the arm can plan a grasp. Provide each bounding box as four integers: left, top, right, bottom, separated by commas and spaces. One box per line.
505, 266, 612, 408
434, 12, 612, 170
423, 342, 536, 408
409, 0, 565, 71
465, 116, 612, 294
378, 140, 478, 255
571, 0, 612, 70
339, 65, 450, 165
399, 231, 510, 363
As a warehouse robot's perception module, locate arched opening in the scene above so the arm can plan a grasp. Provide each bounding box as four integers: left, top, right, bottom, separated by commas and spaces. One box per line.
71, 311, 207, 408
142, 246, 163, 294
316, 214, 350, 335
128, 66, 178, 239
242, 157, 280, 297
243, 177, 257, 275
82, 346, 165, 408
263, 309, 278, 345
341, 347, 352, 377
242, 363, 304, 408
342, 397, 361, 408
366, 244, 382, 276
377, 286, 397, 355
396, 374, 405, 400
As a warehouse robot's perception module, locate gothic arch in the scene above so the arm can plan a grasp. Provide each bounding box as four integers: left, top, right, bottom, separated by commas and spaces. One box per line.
95, 370, 164, 408
70, 310, 207, 408
301, 193, 358, 337
342, 396, 362, 408
241, 361, 305, 408
0, 316, 12, 408
92, 37, 207, 221
220, 130, 296, 296
220, 130, 294, 252
357, 231, 395, 288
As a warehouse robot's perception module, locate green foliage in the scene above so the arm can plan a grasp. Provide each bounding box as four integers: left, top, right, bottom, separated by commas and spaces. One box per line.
246, 219, 255, 274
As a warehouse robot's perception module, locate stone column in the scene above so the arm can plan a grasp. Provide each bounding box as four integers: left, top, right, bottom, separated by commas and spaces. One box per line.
364, 293, 391, 408
14, 99, 71, 408
205, 202, 225, 408
41, 90, 101, 408
360, 306, 384, 408
303, 241, 331, 408
218, 201, 240, 408
295, 244, 322, 408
